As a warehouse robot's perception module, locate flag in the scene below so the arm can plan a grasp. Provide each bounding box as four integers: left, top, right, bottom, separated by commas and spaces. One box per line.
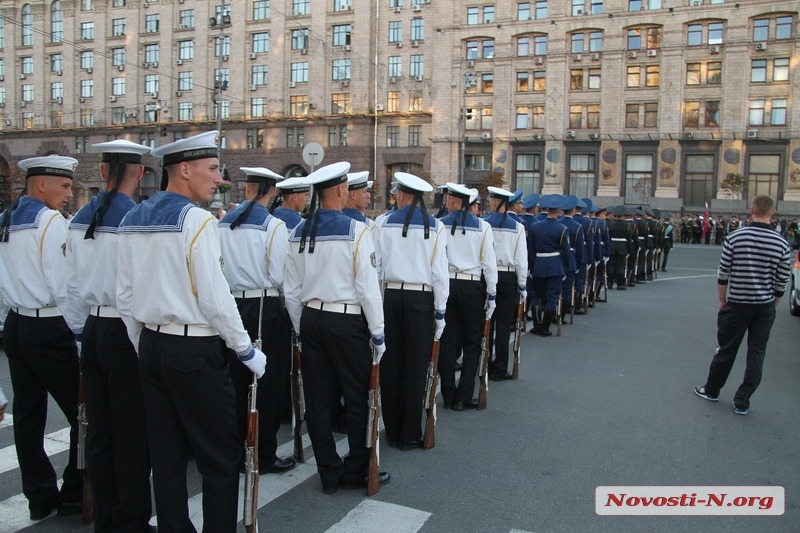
702, 202, 710, 237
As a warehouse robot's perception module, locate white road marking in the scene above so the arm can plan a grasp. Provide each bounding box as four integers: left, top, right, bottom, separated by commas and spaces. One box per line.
325, 500, 431, 533
0, 480, 62, 531
651, 274, 717, 282
0, 413, 13, 428
0, 427, 71, 476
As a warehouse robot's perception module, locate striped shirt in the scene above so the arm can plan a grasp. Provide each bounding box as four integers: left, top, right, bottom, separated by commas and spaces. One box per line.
717, 222, 792, 304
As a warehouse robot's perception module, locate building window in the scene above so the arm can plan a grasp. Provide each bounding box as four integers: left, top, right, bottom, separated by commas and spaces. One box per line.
467, 7, 479, 24
291, 62, 308, 83
626, 104, 640, 128
0, 16, 5, 49
708, 62, 721, 84
410, 55, 424, 77
22, 112, 35, 129
252, 32, 269, 53
253, 0, 270, 20
178, 102, 193, 121
568, 154, 596, 198
753, 18, 769, 42
81, 51, 94, 70
144, 74, 158, 95
644, 103, 658, 127
746, 154, 780, 202
587, 104, 600, 128
465, 108, 477, 129
328, 125, 347, 146
389, 21, 402, 43
517, 72, 529, 91
75, 136, 90, 154
333, 25, 351, 47
629, 0, 661, 9
481, 108, 493, 130
411, 18, 424, 41
518, 2, 531, 21
144, 44, 159, 64
624, 154, 654, 205
533, 71, 546, 91
483, 39, 495, 59
51, 1, 64, 43
683, 154, 714, 208
249, 128, 265, 149
112, 18, 126, 36
704, 100, 720, 127
534, 35, 547, 55
81, 21, 94, 40
334, 0, 352, 12
111, 47, 126, 67
467, 40, 479, 59
22, 5, 33, 46
588, 68, 601, 89
388, 56, 402, 78
292, 0, 310, 15
290, 95, 308, 115
481, 73, 493, 93
285, 127, 303, 148
572, 0, 603, 16
145, 14, 159, 33
21, 57, 34, 75
773, 57, 790, 82
748, 99, 765, 126
386, 126, 400, 147
332, 59, 351, 80
387, 91, 400, 112
532, 105, 544, 128
569, 105, 582, 128
178, 71, 193, 91
82, 0, 94, 11
684, 101, 700, 127
775, 16, 793, 40
570, 69, 583, 90
139, 133, 155, 149
251, 97, 266, 118
688, 21, 724, 46
771, 98, 787, 126
409, 91, 422, 111
179, 10, 195, 28
516, 106, 530, 129
292, 28, 309, 50
81, 108, 95, 127
215, 36, 231, 57
409, 125, 421, 147
645, 65, 659, 87
515, 153, 542, 195
112, 77, 126, 96
517, 36, 530, 56
466, 154, 492, 170
81, 79, 94, 98
627, 66, 641, 87
51, 82, 64, 100
111, 107, 126, 125
251, 65, 268, 86
331, 93, 351, 113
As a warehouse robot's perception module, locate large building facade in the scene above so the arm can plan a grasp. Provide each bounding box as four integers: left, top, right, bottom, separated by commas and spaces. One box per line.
0, 0, 799, 213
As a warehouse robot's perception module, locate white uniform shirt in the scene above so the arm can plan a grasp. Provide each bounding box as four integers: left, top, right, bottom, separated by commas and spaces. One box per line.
375, 206, 449, 313
117, 192, 253, 357
0, 197, 73, 317
485, 213, 529, 288
284, 209, 384, 338
218, 202, 288, 291
440, 211, 498, 295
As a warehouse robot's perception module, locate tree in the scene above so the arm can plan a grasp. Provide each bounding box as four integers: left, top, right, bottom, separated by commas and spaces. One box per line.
477, 171, 505, 203
719, 172, 745, 200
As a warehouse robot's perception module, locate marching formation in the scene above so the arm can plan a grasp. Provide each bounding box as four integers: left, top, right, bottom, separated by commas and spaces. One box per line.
0, 130, 676, 532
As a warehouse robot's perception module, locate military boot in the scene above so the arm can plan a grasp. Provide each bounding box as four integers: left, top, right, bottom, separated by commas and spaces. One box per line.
530, 306, 542, 334
539, 310, 554, 337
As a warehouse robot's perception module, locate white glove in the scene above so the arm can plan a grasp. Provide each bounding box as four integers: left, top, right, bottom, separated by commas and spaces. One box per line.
434, 312, 446, 340
519, 288, 528, 301
485, 296, 496, 319
241, 348, 267, 378
372, 336, 386, 364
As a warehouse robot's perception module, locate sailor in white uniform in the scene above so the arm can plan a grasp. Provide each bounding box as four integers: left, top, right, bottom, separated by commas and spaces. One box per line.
343, 171, 375, 225
218, 167, 296, 475
0, 155, 84, 520
438, 182, 498, 410
375, 172, 449, 449
117, 131, 266, 532
271, 176, 310, 230
64, 140, 154, 531
283, 162, 390, 494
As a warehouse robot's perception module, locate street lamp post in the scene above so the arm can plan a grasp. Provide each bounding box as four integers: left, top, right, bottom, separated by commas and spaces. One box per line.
209, 13, 231, 157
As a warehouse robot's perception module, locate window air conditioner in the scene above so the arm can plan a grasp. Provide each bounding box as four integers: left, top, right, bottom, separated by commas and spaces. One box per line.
55, 70, 63, 76
340, 80, 350, 87
481, 132, 492, 140
87, 67, 94, 73
18, 74, 26, 80
534, 56, 544, 65
590, 53, 600, 61
415, 75, 423, 81
627, 51, 637, 59
573, 54, 582, 61
118, 65, 125, 71
289, 81, 296, 88
249, 53, 257, 59
301, 49, 308, 55
250, 84, 257, 91
647, 49, 657, 57
746, 129, 758, 139
411, 41, 419, 47
396, 42, 403, 48
589, 133, 601, 140
176, 59, 183, 65
55, 97, 63, 104
176, 91, 182, 96
339, 140, 347, 146
394, 6, 401, 12
755, 42, 767, 51
376, 104, 385, 111
344, 45, 351, 51
412, 4, 421, 11
709, 45, 720, 54
109, 95, 117, 102
297, 142, 304, 148
389, 77, 398, 83
79, 98, 85, 103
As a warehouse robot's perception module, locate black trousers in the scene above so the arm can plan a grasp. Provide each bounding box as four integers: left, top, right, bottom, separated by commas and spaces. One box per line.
227, 296, 290, 466
490, 272, 519, 376
660, 248, 671, 270
139, 329, 239, 533
439, 279, 485, 405
82, 315, 152, 533
300, 308, 371, 491
636, 247, 647, 281
703, 302, 776, 410
531, 276, 561, 312
3, 311, 82, 511
608, 253, 627, 287
381, 288, 434, 445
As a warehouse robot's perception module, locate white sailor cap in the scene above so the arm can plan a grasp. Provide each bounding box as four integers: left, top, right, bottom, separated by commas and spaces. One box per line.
347, 171, 372, 190
151, 130, 219, 166
389, 181, 399, 195
394, 172, 433, 195
240, 167, 284, 184
445, 182, 472, 200
19, 155, 79, 180
91, 139, 151, 164
468, 188, 480, 205
276, 177, 310, 194
305, 161, 350, 190
486, 186, 513, 199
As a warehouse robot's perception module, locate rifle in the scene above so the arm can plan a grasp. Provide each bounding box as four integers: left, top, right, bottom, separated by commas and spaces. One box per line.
583, 267, 590, 314
422, 339, 440, 449
290, 331, 305, 463
556, 296, 562, 337
512, 296, 524, 380
366, 343, 381, 496
77, 373, 93, 524
603, 258, 609, 300
569, 280, 575, 325
477, 319, 490, 410
243, 294, 264, 533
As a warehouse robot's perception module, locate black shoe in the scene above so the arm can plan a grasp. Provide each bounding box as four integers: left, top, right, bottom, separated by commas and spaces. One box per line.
398, 439, 423, 451
322, 484, 339, 495
340, 472, 391, 490
386, 436, 399, 448
489, 372, 512, 382
452, 401, 465, 411
694, 386, 719, 402
30, 502, 58, 521
56, 501, 83, 517
259, 457, 297, 474
617, 286, 626, 290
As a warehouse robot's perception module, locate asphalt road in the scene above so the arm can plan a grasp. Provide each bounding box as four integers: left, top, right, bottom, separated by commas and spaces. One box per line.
0, 242, 798, 532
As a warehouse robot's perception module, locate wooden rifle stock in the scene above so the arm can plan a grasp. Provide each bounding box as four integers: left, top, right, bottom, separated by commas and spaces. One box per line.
477, 319, 490, 410
569, 281, 575, 325
512, 297, 523, 380
77, 373, 93, 524
243, 374, 259, 533
290, 332, 305, 463
366, 345, 381, 496
422, 339, 440, 449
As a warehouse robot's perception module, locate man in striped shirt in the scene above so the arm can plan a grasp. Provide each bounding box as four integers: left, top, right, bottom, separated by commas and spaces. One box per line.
694, 195, 792, 415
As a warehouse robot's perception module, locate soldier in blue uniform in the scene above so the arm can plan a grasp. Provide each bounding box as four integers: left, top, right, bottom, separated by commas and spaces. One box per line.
592, 206, 611, 302
575, 199, 596, 312
558, 196, 586, 324
527, 195, 571, 337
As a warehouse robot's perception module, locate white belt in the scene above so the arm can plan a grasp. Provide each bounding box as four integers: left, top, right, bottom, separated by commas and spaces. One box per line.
449, 272, 480, 281
305, 299, 362, 315
385, 282, 431, 292
638, 237, 645, 240
536, 252, 559, 258
647, 234, 655, 238
233, 288, 280, 299
144, 323, 218, 337
13, 306, 61, 318
611, 238, 627, 242
93, 306, 120, 318
497, 265, 516, 272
